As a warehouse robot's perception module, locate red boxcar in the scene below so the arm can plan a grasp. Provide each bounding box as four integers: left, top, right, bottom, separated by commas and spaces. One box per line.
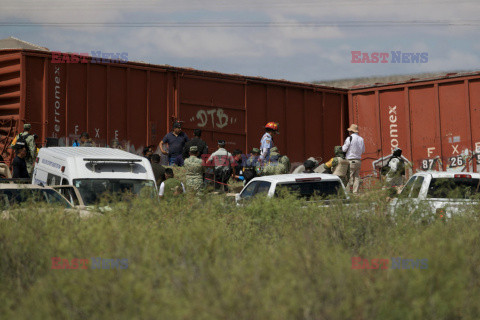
348, 72, 480, 176
0, 49, 348, 164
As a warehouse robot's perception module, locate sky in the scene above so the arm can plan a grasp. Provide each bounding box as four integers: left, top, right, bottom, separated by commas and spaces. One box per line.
1, 0, 479, 83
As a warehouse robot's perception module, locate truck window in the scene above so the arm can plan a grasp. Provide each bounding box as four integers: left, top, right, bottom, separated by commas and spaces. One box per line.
427, 178, 480, 199
400, 177, 416, 197
276, 180, 346, 200
410, 176, 425, 198
240, 181, 260, 199
254, 181, 271, 196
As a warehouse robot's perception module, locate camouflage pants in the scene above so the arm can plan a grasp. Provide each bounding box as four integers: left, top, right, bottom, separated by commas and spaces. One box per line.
186, 175, 204, 193
26, 160, 34, 177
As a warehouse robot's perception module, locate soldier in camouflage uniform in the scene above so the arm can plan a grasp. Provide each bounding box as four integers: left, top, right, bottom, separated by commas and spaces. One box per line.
262, 149, 279, 176
278, 151, 291, 173
262, 147, 290, 175
184, 146, 205, 193
324, 146, 350, 186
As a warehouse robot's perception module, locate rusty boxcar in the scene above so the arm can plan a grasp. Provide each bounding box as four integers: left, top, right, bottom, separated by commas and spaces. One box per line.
348, 72, 480, 176
0, 49, 348, 164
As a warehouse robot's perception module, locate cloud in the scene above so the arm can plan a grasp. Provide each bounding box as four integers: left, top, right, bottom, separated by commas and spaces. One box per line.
1, 0, 479, 82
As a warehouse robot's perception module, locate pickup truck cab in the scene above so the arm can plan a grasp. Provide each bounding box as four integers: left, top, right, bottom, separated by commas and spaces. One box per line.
390, 171, 480, 218
235, 173, 347, 204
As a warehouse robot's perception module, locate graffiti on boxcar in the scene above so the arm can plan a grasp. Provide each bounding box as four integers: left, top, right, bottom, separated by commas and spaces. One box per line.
191, 108, 237, 129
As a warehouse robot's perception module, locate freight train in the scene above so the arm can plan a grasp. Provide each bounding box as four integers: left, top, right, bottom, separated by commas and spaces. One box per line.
1, 48, 479, 176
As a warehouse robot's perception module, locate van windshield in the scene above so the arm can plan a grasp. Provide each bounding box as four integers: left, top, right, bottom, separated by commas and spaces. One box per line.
73, 179, 155, 205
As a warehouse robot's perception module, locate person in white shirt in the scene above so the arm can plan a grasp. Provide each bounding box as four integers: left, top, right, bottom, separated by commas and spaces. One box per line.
158, 168, 185, 198
207, 140, 234, 192
342, 124, 365, 194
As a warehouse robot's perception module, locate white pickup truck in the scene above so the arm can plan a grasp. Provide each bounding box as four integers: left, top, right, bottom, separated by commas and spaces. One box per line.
235, 173, 348, 204
390, 171, 480, 219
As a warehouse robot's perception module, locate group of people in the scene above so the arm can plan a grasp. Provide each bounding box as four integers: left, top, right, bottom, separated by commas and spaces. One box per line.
5, 120, 405, 197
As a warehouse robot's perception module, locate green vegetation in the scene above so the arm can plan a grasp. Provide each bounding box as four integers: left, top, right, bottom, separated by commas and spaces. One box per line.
1, 189, 480, 320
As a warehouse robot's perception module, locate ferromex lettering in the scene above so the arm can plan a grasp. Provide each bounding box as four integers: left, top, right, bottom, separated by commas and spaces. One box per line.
54, 65, 62, 137
388, 105, 398, 152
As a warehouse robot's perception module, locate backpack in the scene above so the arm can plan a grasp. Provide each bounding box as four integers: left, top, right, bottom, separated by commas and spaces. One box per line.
381, 156, 405, 176
14, 133, 31, 158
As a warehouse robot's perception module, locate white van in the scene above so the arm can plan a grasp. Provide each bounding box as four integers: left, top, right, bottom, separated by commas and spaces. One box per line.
32, 147, 156, 205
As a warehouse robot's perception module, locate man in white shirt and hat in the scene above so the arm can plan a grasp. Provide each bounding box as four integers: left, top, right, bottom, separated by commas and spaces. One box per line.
342, 124, 365, 194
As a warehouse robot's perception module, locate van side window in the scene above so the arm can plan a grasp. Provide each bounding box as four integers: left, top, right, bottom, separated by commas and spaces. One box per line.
61, 178, 69, 186
47, 173, 61, 185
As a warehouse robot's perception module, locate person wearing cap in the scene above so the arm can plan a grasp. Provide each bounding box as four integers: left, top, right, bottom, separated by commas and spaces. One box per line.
182, 129, 208, 160
303, 160, 316, 173
184, 145, 205, 193
292, 157, 319, 174
11, 124, 36, 176
259, 122, 279, 163
207, 140, 234, 192
324, 146, 350, 186
244, 148, 260, 184
342, 124, 365, 194
262, 147, 282, 176
159, 122, 189, 166
79, 132, 96, 147
384, 148, 405, 187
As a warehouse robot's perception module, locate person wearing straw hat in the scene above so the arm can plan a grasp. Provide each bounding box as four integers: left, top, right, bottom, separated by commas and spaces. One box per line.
342, 124, 365, 194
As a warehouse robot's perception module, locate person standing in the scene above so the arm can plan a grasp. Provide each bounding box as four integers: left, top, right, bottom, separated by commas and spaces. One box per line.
150, 154, 166, 186
243, 148, 260, 184
384, 148, 405, 187
259, 122, 279, 164
182, 129, 208, 160
158, 168, 185, 199
11, 124, 36, 176
342, 124, 365, 194
143, 146, 154, 162
231, 149, 245, 182
207, 140, 233, 192
12, 145, 30, 179
159, 122, 189, 166
324, 146, 350, 186
184, 146, 205, 193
